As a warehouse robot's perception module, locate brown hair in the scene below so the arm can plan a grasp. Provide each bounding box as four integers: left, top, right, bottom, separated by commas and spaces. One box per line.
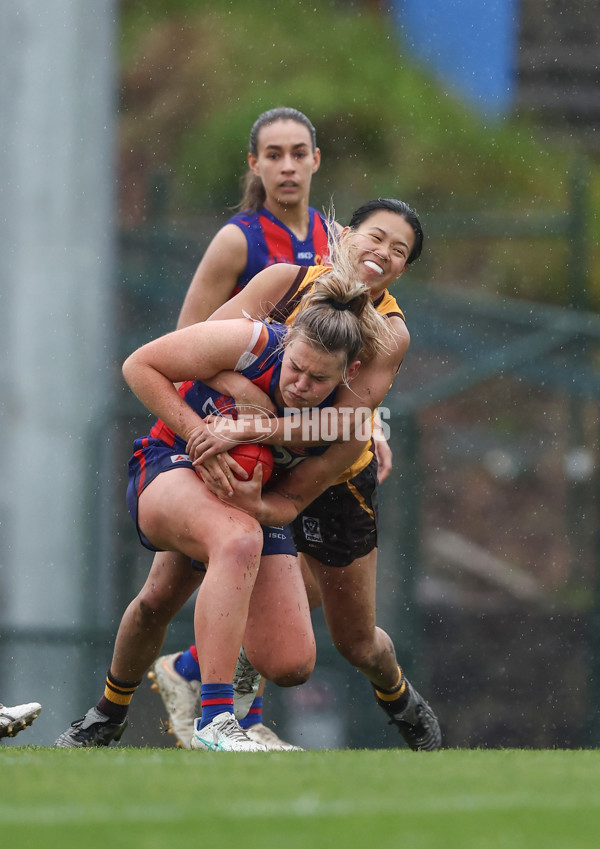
238, 107, 317, 213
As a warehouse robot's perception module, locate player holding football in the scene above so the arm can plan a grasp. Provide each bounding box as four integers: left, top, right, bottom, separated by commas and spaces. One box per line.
55, 196, 441, 753
55, 252, 395, 751
145, 107, 393, 750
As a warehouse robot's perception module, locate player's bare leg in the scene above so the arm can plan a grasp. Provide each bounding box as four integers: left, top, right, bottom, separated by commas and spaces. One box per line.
112, 551, 204, 682
307, 549, 398, 685
243, 554, 315, 685
306, 550, 441, 751
151, 542, 323, 749
56, 469, 263, 748
55, 549, 203, 748
235, 553, 314, 751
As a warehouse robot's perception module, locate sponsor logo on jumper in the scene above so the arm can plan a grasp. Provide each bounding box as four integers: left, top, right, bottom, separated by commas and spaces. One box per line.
170, 454, 190, 463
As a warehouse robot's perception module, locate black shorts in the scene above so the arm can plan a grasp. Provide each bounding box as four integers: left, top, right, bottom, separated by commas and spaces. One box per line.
291, 457, 378, 568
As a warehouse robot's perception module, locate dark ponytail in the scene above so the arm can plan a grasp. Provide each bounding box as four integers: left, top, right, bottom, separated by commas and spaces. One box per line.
237, 107, 317, 213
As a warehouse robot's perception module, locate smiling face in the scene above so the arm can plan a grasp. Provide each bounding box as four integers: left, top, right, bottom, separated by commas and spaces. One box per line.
345, 210, 416, 297
248, 119, 321, 212
277, 337, 358, 409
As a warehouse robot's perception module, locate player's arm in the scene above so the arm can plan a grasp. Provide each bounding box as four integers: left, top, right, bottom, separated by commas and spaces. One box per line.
192, 314, 409, 459
208, 435, 365, 527
184, 261, 301, 412
373, 409, 393, 483
176, 224, 249, 328
259, 438, 364, 525
122, 319, 256, 445
208, 263, 302, 322
328, 314, 409, 418
202, 370, 276, 415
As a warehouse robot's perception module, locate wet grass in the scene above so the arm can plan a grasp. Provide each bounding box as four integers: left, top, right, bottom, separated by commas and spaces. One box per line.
1, 747, 599, 848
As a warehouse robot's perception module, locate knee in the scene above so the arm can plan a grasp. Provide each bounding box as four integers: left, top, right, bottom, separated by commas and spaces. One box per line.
130, 590, 172, 628
264, 647, 316, 688
268, 663, 313, 688
333, 635, 376, 670
213, 521, 263, 567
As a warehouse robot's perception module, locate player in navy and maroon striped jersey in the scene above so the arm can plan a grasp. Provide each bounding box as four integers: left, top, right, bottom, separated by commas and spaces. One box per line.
152, 108, 339, 749
177, 107, 330, 327
55, 269, 375, 752
224, 204, 328, 296
56, 109, 334, 751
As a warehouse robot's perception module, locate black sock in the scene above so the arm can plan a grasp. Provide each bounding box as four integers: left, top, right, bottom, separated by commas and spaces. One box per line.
373, 667, 409, 713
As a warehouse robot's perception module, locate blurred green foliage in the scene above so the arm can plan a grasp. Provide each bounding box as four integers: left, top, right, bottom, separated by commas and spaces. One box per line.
118, 0, 599, 307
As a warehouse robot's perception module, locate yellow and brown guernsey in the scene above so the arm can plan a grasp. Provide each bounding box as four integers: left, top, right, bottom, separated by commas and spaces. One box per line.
267, 265, 406, 483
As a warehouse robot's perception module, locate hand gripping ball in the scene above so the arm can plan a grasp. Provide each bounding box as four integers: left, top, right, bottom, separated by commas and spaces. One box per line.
228, 443, 274, 484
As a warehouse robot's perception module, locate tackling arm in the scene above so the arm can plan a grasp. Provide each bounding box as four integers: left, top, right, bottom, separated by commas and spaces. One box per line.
122, 319, 257, 445
209, 434, 366, 527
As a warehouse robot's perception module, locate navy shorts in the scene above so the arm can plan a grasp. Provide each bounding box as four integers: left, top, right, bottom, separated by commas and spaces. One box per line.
291, 457, 379, 568
127, 437, 296, 562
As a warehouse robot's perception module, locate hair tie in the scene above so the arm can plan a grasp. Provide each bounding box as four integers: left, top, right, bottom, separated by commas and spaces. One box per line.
330, 300, 350, 311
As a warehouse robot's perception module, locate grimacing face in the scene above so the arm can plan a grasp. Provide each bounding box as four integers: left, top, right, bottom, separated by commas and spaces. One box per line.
277, 337, 358, 409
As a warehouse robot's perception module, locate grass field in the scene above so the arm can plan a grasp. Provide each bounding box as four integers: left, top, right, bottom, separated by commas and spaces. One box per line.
1, 747, 599, 848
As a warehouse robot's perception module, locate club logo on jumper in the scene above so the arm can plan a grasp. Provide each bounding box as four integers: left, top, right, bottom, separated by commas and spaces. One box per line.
302, 516, 322, 543
170, 454, 190, 463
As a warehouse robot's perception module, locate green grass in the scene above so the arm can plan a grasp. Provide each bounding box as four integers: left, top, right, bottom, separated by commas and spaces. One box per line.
1, 748, 599, 848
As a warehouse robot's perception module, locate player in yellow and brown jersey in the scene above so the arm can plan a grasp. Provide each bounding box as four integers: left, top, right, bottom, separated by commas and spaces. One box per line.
198, 198, 442, 750
266, 261, 405, 485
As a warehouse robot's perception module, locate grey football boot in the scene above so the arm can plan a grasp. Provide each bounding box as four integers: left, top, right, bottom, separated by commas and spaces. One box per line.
376, 679, 442, 751
54, 706, 127, 748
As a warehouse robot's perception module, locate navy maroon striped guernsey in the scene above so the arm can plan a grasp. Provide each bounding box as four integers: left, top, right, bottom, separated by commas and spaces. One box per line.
226, 206, 329, 295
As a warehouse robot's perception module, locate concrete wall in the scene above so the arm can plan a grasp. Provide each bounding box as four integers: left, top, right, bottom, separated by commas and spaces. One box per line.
0, 0, 117, 744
